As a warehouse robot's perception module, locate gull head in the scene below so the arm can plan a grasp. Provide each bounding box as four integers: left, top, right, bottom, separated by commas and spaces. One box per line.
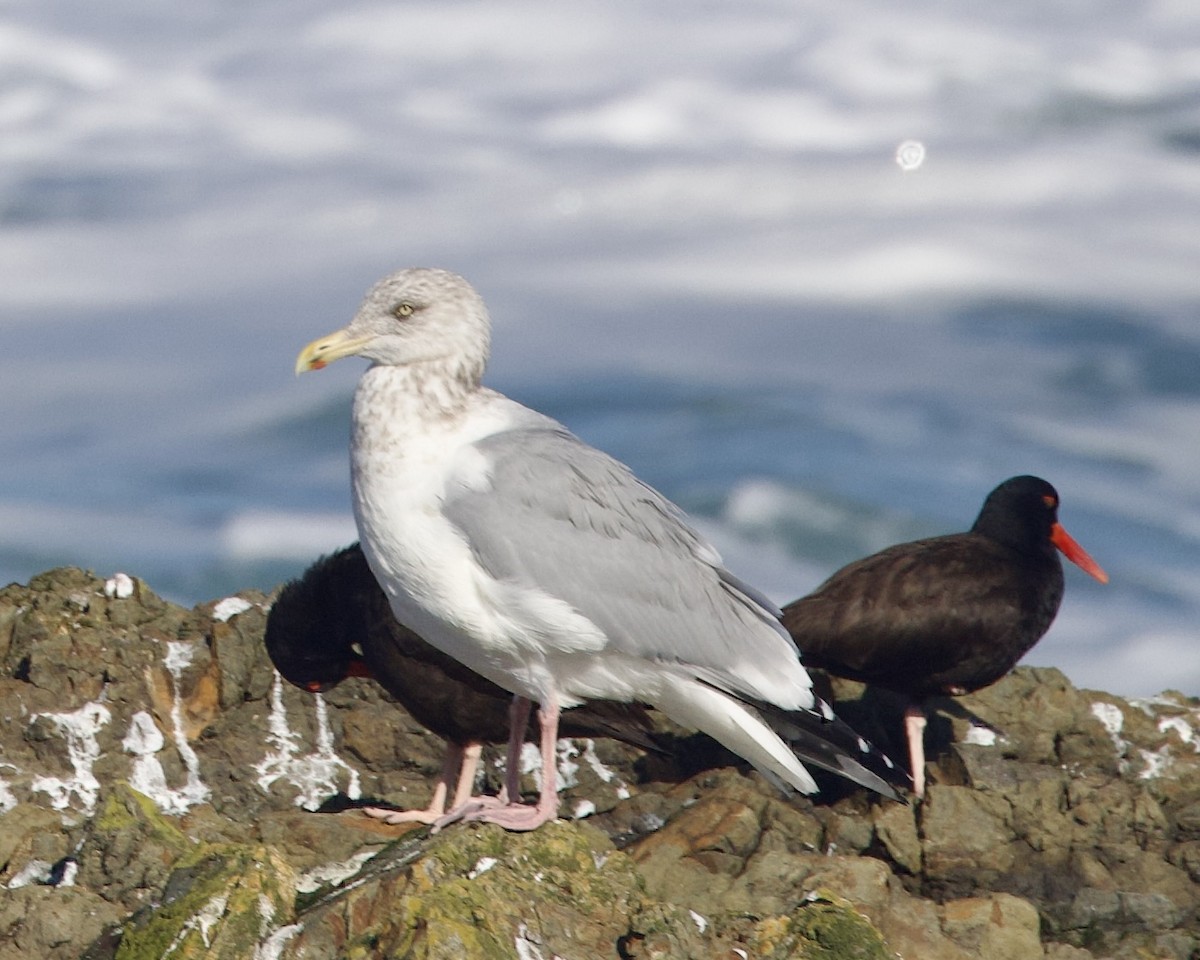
295, 267, 492, 386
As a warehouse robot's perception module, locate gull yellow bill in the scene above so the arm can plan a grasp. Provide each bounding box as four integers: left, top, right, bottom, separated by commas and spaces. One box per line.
295, 329, 373, 374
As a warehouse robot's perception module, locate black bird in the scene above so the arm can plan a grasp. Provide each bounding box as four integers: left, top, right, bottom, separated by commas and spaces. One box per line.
265, 544, 660, 823
781, 476, 1107, 796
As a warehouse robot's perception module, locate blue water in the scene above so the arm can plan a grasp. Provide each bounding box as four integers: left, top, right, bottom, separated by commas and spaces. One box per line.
1, 0, 1198, 695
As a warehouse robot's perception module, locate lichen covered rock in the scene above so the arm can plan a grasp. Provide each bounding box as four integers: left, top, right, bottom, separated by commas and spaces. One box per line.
1, 566, 1199, 959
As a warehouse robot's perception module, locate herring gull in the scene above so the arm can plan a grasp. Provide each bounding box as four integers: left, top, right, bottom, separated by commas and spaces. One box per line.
265, 543, 659, 823
295, 267, 907, 830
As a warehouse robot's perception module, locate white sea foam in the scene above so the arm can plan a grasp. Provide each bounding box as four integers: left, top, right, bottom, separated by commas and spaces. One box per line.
221, 511, 359, 562
1, 0, 1199, 703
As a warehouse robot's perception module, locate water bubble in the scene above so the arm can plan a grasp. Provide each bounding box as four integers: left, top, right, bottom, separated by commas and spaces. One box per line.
895, 139, 926, 172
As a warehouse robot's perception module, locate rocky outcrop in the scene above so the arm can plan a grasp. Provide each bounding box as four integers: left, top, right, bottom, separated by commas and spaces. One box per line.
1, 567, 1198, 959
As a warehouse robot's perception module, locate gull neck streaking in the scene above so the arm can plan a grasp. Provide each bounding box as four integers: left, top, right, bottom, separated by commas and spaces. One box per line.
296, 267, 907, 830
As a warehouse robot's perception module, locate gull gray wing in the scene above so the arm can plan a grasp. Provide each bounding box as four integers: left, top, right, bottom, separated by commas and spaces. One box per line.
442, 424, 809, 708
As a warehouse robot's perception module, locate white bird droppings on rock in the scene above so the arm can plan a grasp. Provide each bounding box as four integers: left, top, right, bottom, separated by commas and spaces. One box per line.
123, 710, 165, 754
964, 723, 999, 746
58, 859, 78, 887
255, 673, 361, 809
514, 922, 555, 960
29, 701, 111, 816
572, 799, 596, 819
295, 850, 377, 895
1159, 715, 1196, 747
253, 923, 303, 960
580, 737, 632, 797
213, 596, 253, 622
165, 893, 228, 953
468, 856, 498, 879
104, 572, 134, 599
6, 860, 55, 889
1092, 701, 1132, 775
141, 641, 213, 814
1138, 745, 1173, 780
514, 738, 591, 794
0, 763, 18, 815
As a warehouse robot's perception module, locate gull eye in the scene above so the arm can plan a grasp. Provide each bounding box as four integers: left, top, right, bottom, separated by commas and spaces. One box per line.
392, 302, 415, 319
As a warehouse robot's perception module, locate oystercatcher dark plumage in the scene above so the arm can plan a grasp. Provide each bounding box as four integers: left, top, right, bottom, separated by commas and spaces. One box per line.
780, 475, 1107, 797
265, 544, 660, 823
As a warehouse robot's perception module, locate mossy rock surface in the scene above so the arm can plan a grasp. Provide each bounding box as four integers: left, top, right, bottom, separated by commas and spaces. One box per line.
4, 567, 1200, 960
112, 844, 297, 960
752, 893, 891, 960
292, 821, 644, 958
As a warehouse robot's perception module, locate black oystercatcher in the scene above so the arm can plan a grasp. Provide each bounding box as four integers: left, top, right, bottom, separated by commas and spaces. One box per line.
295, 267, 907, 829
265, 544, 660, 824
781, 475, 1108, 796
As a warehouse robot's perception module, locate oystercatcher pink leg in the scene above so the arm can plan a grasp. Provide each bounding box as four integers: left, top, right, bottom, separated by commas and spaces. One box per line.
449, 742, 484, 809
496, 696, 533, 804
362, 742, 465, 825
904, 703, 928, 798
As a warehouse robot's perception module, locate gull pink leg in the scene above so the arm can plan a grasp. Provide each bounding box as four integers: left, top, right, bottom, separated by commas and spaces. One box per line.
904, 703, 929, 799
460, 698, 561, 831
432, 695, 542, 831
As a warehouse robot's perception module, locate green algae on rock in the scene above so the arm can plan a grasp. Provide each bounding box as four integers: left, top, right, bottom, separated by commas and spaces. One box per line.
751, 892, 891, 960
3, 567, 1200, 959
289, 821, 643, 958
111, 845, 297, 960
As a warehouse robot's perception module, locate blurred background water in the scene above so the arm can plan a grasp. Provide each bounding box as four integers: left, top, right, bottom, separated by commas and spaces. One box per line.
2, 0, 1198, 694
